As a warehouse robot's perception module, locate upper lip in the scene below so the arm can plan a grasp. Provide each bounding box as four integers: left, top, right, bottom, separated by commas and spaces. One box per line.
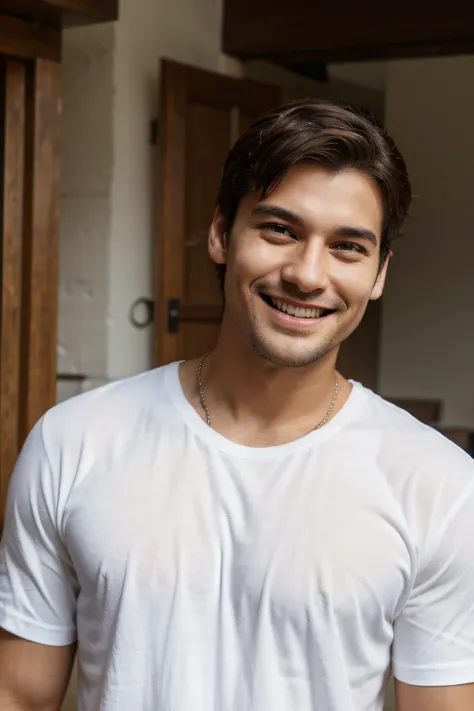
262, 294, 335, 311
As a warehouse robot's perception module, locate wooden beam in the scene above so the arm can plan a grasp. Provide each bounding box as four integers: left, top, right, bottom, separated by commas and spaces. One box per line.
223, 0, 474, 63
0, 14, 60, 61
0, 0, 118, 28
20, 58, 61, 440
43, 0, 117, 17
0, 60, 27, 526
44, 0, 119, 24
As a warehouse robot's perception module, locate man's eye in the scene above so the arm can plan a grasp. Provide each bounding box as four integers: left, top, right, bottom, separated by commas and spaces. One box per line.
333, 242, 367, 255
260, 223, 296, 239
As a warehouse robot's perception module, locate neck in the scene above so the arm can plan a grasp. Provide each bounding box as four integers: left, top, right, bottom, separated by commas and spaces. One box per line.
202, 323, 343, 429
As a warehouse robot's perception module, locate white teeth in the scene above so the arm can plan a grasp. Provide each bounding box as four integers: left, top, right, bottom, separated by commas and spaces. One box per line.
273, 299, 325, 319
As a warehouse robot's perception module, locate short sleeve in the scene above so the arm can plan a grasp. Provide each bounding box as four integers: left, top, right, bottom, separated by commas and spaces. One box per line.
393, 485, 474, 686
0, 417, 79, 646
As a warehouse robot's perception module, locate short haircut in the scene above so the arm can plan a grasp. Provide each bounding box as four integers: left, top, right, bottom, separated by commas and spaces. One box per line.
215, 99, 411, 292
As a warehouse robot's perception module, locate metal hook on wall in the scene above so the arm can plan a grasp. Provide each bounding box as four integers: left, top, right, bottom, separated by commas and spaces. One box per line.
129, 297, 155, 329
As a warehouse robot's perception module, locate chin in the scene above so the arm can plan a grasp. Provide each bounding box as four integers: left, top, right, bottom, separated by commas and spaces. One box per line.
250, 333, 335, 369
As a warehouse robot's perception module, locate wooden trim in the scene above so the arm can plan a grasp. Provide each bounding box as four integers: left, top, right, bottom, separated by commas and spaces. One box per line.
223, 0, 474, 63
0, 0, 119, 27
20, 58, 61, 440
156, 60, 187, 366
43, 0, 119, 22
0, 60, 26, 523
0, 14, 61, 62
161, 59, 282, 114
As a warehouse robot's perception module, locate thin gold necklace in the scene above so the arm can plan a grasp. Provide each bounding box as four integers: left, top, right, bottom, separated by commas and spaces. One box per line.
197, 352, 339, 431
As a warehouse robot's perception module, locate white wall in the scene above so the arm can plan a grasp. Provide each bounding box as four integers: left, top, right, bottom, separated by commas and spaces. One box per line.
245, 60, 385, 123
59, 23, 115, 401
59, 0, 242, 396
107, 0, 241, 380
380, 56, 474, 427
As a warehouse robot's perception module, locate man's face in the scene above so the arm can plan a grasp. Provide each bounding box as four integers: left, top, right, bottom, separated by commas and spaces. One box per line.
209, 163, 388, 368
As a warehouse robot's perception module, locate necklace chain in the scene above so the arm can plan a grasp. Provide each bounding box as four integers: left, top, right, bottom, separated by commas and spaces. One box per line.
197, 352, 339, 431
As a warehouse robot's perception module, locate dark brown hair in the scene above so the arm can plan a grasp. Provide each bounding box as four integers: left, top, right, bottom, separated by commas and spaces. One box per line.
215, 99, 411, 292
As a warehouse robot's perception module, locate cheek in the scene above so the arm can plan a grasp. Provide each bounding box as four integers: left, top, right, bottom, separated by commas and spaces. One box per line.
331, 264, 378, 308
231, 238, 284, 286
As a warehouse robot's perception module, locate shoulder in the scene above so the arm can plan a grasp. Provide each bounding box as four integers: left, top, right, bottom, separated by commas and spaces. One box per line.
355, 383, 473, 469
6, 364, 181, 527
40, 363, 178, 462
354, 383, 474, 534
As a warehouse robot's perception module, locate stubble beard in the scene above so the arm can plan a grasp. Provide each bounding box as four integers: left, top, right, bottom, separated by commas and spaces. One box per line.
248, 319, 337, 369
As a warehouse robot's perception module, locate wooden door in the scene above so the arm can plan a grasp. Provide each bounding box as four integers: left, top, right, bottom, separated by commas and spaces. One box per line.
155, 59, 282, 365
0, 55, 60, 528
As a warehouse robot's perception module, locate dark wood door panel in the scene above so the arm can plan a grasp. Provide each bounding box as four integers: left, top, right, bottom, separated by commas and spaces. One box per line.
156, 59, 282, 365
0, 58, 26, 525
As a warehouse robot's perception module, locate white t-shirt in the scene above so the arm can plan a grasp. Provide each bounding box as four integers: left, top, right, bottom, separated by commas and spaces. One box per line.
1, 362, 474, 711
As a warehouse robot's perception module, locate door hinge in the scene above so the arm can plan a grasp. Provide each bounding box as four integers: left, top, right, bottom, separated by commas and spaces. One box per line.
167, 298, 180, 333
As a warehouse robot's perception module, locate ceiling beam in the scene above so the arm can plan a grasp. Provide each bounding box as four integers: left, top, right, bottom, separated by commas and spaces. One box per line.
41, 0, 118, 23
0, 14, 60, 61
0, 0, 118, 28
223, 0, 474, 63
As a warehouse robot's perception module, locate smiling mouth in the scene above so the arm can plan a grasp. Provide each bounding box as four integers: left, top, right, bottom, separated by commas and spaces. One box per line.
260, 294, 334, 319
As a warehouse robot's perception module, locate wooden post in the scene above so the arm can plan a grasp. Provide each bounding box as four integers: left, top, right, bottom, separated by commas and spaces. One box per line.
20, 58, 61, 442
0, 59, 27, 524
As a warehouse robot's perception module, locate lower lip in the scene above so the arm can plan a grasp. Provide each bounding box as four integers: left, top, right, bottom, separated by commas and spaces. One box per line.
261, 298, 333, 330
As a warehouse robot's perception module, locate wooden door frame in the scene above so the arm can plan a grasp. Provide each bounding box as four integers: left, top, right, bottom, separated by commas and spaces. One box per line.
20, 57, 61, 440
0, 58, 26, 523
0, 15, 60, 61
0, 55, 61, 526
0, 22, 61, 528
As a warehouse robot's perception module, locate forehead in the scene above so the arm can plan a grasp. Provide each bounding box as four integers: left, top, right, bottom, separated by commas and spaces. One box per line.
240, 163, 384, 234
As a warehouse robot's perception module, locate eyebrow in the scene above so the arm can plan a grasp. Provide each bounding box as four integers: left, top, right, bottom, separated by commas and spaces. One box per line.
250, 204, 304, 226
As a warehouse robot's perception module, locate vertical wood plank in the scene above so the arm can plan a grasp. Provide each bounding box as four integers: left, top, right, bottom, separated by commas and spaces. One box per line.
20, 58, 61, 441
0, 59, 27, 526
156, 60, 187, 365
155, 60, 281, 366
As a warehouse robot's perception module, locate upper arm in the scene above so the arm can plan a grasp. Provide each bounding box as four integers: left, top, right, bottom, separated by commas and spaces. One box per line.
395, 679, 474, 711
0, 628, 76, 711
0, 417, 78, 647
392, 467, 474, 689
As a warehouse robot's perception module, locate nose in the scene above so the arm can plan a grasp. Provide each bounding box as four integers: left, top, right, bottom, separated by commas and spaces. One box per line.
280, 241, 330, 294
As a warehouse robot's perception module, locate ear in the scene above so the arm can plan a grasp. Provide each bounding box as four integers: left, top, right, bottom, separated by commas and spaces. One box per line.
208, 209, 227, 265
369, 250, 392, 301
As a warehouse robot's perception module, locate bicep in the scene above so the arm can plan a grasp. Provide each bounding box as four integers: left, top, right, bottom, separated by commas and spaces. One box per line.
392, 486, 474, 688
0, 418, 78, 646
395, 678, 474, 711
0, 628, 76, 711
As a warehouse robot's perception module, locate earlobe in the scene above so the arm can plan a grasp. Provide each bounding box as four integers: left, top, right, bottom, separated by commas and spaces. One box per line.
208, 210, 227, 266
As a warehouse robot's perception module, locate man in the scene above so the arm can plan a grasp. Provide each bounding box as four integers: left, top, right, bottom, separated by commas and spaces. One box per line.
0, 100, 473, 711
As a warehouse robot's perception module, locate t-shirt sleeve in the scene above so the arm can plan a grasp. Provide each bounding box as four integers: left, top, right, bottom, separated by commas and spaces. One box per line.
0, 416, 79, 646
392, 481, 474, 686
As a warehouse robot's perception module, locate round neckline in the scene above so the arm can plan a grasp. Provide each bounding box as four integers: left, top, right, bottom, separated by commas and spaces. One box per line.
164, 361, 366, 460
